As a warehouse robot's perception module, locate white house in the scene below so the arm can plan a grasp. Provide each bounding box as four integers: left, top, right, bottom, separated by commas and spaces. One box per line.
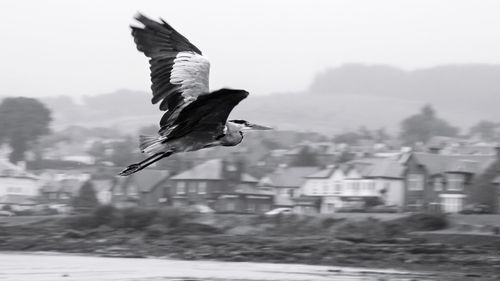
299, 158, 405, 214
0, 159, 41, 210
258, 166, 320, 208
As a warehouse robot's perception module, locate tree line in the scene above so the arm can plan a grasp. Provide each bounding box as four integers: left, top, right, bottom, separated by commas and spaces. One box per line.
0, 97, 497, 165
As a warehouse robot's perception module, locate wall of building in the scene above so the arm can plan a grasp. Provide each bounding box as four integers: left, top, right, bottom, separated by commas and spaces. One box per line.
376, 178, 404, 207
0, 177, 40, 197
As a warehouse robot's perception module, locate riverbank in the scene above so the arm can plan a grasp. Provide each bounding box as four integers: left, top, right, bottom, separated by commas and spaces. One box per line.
0, 210, 499, 280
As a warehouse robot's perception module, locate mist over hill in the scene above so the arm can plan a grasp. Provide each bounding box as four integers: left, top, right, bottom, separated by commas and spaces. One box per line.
37, 64, 500, 135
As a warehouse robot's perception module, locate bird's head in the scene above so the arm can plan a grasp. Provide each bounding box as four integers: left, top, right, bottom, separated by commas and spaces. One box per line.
228, 120, 273, 131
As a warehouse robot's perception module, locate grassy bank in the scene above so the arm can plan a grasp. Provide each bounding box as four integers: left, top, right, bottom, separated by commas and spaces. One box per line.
0, 207, 499, 279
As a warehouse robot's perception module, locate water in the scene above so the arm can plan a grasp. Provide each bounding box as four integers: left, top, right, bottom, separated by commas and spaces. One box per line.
0, 252, 436, 281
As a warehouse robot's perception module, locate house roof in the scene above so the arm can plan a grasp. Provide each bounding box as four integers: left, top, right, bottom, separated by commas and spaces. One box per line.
90, 179, 114, 192
306, 164, 352, 179
127, 169, 169, 192
170, 159, 258, 182
41, 179, 84, 195
264, 166, 320, 187
411, 153, 496, 175
0, 159, 38, 180
285, 142, 336, 156
306, 167, 335, 178
304, 158, 405, 180
351, 158, 405, 179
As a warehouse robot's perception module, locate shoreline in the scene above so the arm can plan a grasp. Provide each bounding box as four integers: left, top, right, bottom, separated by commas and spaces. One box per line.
0, 251, 443, 281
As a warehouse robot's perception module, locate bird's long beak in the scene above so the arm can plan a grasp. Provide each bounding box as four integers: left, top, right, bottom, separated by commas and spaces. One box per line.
245, 123, 273, 130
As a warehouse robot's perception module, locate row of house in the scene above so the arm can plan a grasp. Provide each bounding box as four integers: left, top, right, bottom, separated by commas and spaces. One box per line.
106, 145, 500, 214
2, 140, 500, 215
111, 159, 274, 214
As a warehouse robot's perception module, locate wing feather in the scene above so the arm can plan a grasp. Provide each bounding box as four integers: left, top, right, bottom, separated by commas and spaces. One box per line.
131, 14, 210, 122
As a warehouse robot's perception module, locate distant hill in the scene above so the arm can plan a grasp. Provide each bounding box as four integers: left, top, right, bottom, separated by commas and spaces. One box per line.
33, 64, 500, 134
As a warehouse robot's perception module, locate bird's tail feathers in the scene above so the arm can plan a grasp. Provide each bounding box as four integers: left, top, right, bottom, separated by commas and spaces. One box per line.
139, 135, 164, 154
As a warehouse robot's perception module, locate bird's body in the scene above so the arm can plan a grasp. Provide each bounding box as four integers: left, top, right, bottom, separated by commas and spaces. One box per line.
119, 14, 271, 176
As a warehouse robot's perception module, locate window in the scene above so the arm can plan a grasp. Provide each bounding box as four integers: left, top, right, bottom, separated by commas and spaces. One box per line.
280, 188, 289, 196
128, 185, 138, 196
247, 202, 255, 212
408, 174, 424, 191
434, 177, 443, 192
323, 183, 329, 194
447, 174, 463, 191
198, 182, 207, 194
226, 201, 236, 211
383, 181, 391, 191
176, 181, 186, 194
260, 203, 270, 212
114, 187, 123, 195
334, 182, 342, 194
344, 181, 352, 194
353, 181, 360, 195
326, 203, 335, 213
369, 181, 376, 191
312, 186, 319, 195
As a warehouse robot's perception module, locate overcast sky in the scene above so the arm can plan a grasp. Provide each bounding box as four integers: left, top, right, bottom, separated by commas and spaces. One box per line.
1, 0, 500, 98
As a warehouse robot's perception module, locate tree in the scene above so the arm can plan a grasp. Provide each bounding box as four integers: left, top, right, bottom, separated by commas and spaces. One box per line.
469, 120, 499, 141
333, 131, 362, 144
358, 126, 373, 140
374, 128, 390, 142
87, 140, 108, 162
72, 181, 99, 210
0, 97, 52, 163
290, 146, 319, 166
337, 150, 355, 163
108, 136, 142, 167
399, 104, 459, 146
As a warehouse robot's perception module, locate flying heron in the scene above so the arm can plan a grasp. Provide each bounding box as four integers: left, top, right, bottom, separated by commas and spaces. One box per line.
119, 14, 272, 176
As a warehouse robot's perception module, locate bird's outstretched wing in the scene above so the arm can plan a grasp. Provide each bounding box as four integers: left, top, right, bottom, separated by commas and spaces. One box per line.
131, 13, 210, 132
164, 89, 249, 140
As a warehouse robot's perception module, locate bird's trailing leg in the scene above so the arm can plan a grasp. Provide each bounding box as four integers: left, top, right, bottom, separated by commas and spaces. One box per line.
118, 151, 173, 176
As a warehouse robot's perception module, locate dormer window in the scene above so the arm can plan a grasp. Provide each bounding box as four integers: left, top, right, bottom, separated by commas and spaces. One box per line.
176, 181, 186, 194
198, 182, 207, 194
334, 182, 342, 194
447, 174, 463, 191
408, 174, 424, 191
433, 177, 443, 192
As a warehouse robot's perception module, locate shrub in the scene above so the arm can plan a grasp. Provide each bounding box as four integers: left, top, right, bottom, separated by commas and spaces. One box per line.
64, 214, 98, 229
92, 205, 118, 227
398, 213, 448, 231
120, 208, 159, 230
154, 207, 193, 227
167, 222, 223, 235
145, 223, 169, 238
334, 217, 402, 241
321, 217, 343, 229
